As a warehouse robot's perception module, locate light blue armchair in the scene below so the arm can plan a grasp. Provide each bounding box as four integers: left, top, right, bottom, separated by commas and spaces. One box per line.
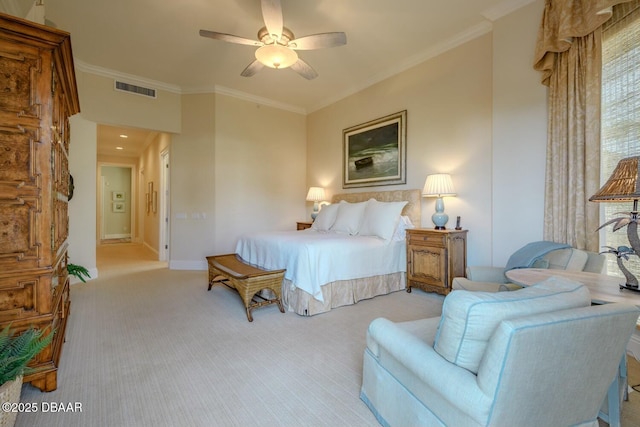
453, 243, 606, 292
360, 278, 639, 427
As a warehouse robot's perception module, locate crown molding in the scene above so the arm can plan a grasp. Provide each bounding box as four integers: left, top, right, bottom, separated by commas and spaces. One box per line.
74, 60, 182, 94
73, 0, 535, 116
74, 60, 306, 114
481, 0, 537, 22
185, 85, 307, 115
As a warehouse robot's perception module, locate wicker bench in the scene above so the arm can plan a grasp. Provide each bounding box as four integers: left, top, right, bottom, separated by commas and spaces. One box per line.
206, 253, 285, 322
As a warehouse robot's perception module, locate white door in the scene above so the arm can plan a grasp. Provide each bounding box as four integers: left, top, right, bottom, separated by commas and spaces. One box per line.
159, 150, 170, 261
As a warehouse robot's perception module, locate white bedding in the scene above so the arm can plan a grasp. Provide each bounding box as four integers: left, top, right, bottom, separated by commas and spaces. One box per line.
235, 229, 406, 303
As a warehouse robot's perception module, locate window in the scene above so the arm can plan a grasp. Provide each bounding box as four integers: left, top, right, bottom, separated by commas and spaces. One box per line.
601, 4, 640, 277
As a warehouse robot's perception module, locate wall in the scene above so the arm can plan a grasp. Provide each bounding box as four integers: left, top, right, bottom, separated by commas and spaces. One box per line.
76, 71, 181, 133
67, 115, 98, 281
69, 70, 182, 276
138, 132, 171, 253
490, 0, 547, 265
60, 2, 548, 272
169, 93, 307, 269
101, 166, 132, 238
307, 34, 494, 267
213, 94, 307, 250
305, 1, 548, 268
97, 154, 139, 241
169, 93, 216, 268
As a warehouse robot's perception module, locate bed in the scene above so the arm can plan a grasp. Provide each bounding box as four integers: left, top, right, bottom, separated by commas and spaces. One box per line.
235, 189, 421, 316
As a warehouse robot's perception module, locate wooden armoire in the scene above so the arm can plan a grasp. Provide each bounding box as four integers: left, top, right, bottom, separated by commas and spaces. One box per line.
0, 13, 80, 392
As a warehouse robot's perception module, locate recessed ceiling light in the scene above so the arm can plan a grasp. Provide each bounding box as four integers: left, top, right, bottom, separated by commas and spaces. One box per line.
116, 146, 124, 150
119, 134, 128, 138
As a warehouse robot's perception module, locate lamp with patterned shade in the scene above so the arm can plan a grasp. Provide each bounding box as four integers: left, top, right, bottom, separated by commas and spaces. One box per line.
422, 174, 456, 230
590, 156, 640, 292
306, 187, 326, 220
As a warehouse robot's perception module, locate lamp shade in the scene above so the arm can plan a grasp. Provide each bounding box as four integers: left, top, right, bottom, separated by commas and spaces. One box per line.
255, 44, 298, 69
306, 187, 325, 202
589, 156, 640, 202
422, 174, 456, 197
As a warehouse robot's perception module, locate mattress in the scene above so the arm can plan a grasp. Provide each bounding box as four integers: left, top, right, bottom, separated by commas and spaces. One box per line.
235, 229, 406, 303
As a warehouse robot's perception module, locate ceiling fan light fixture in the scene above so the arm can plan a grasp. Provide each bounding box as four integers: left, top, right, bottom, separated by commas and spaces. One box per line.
255, 44, 298, 69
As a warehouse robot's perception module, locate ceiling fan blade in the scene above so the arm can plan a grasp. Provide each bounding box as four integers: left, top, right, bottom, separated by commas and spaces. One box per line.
261, 0, 283, 41
288, 32, 347, 50
290, 58, 318, 80
199, 30, 262, 46
241, 60, 265, 77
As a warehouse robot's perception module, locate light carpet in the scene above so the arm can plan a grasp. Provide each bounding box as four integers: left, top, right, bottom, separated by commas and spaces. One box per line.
16, 244, 445, 427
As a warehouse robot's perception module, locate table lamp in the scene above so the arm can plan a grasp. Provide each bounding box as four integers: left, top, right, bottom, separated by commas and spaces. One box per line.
422, 174, 456, 230
306, 187, 326, 220
589, 155, 640, 292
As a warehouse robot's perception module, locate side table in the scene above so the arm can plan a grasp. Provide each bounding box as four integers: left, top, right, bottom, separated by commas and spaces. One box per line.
406, 228, 468, 295
296, 221, 313, 230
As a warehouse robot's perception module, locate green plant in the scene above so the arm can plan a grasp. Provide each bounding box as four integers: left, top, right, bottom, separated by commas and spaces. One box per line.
67, 263, 91, 283
0, 324, 53, 385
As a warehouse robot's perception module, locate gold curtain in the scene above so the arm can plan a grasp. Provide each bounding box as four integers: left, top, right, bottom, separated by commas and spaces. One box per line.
533, 0, 631, 251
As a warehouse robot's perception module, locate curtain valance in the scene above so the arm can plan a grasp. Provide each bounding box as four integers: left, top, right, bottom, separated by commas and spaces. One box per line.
534, 0, 631, 86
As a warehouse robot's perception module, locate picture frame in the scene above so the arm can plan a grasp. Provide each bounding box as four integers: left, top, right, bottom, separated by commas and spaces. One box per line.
145, 193, 150, 214
112, 191, 125, 201
343, 110, 407, 188
152, 191, 157, 213
112, 202, 125, 213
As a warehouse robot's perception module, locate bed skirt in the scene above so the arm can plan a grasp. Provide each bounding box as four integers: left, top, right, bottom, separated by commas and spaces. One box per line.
281, 272, 406, 316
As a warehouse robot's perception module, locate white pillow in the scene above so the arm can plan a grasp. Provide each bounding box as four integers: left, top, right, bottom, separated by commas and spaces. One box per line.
392, 215, 415, 241
330, 201, 368, 235
311, 203, 339, 232
359, 199, 408, 241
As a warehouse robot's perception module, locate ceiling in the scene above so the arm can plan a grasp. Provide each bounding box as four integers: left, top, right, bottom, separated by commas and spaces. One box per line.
39, 0, 534, 157
96, 124, 158, 159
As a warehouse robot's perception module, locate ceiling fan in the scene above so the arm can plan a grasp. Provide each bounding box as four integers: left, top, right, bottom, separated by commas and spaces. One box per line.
199, 0, 346, 80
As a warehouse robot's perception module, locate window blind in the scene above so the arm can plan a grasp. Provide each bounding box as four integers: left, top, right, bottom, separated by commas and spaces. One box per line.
601, 3, 640, 277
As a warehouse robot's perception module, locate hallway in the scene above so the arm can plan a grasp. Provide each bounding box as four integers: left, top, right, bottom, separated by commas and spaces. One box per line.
96, 243, 167, 279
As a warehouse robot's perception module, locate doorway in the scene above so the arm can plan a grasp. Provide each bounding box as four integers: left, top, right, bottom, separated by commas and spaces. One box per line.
99, 165, 135, 243
159, 149, 170, 261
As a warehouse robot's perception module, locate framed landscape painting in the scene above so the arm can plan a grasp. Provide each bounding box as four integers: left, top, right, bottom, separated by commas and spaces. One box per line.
343, 110, 406, 188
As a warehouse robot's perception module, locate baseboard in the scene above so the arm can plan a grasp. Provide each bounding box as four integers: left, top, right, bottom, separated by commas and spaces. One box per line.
169, 260, 207, 270
104, 233, 131, 239
143, 241, 158, 255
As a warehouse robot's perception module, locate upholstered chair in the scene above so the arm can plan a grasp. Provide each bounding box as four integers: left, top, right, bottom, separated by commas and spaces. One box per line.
360, 278, 639, 427
452, 243, 606, 292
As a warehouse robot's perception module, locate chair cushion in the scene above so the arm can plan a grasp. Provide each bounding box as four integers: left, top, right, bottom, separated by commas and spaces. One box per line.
433, 276, 591, 374
542, 248, 588, 271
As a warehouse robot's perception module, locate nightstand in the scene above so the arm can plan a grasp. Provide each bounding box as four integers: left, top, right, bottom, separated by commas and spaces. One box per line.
406, 228, 468, 296
296, 221, 313, 230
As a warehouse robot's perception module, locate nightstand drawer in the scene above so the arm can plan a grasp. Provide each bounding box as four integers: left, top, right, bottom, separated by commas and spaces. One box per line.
408, 232, 446, 247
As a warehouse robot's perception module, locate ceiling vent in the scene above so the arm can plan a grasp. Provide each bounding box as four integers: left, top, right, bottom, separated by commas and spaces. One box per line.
114, 80, 157, 98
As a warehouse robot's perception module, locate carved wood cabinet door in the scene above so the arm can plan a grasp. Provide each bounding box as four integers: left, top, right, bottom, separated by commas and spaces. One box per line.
0, 12, 79, 392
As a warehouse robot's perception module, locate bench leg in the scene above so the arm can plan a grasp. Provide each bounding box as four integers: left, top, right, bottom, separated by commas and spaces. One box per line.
208, 275, 226, 291
244, 300, 284, 322
268, 287, 285, 313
